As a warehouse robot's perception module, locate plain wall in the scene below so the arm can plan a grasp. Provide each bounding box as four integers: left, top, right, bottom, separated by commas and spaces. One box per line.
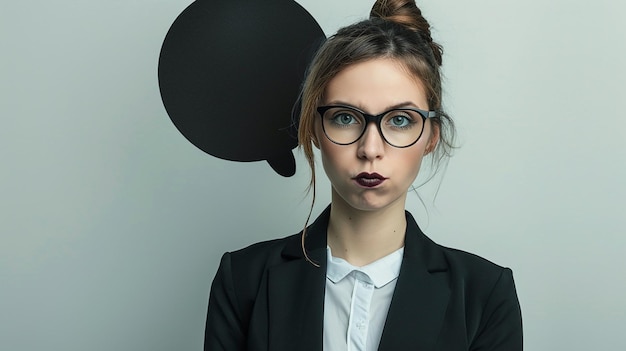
1, 0, 624, 350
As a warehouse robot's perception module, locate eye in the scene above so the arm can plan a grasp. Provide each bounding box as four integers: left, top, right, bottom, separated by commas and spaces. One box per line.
386, 112, 414, 128
331, 112, 359, 126
392, 116, 409, 127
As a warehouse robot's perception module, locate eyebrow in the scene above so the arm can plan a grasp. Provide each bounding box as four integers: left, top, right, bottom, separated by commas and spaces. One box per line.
324, 100, 422, 113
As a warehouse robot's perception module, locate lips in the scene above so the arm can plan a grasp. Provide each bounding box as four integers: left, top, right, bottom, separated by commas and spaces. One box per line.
353, 172, 387, 188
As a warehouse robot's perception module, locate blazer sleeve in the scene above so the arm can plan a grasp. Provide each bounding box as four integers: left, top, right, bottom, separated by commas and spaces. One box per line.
205, 252, 246, 351
470, 268, 523, 351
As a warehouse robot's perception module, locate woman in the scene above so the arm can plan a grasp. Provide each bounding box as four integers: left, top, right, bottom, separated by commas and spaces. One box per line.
205, 0, 523, 350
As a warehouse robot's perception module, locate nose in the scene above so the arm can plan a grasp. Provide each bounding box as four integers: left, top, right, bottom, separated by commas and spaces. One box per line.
357, 122, 385, 160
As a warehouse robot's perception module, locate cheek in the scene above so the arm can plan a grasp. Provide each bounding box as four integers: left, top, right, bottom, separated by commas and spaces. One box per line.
318, 138, 341, 167
401, 141, 429, 176
317, 133, 350, 178
406, 150, 425, 172
319, 147, 340, 182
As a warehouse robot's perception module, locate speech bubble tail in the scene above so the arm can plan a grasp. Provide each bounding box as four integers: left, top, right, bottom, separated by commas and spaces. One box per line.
267, 151, 296, 177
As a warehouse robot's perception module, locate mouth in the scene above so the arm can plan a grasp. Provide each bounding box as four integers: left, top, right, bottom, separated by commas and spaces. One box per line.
353, 172, 387, 188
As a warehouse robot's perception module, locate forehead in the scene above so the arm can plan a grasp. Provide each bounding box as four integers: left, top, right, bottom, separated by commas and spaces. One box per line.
323, 58, 428, 111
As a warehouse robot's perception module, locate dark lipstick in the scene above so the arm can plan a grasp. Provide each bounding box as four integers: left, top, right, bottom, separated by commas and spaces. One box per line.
353, 172, 387, 188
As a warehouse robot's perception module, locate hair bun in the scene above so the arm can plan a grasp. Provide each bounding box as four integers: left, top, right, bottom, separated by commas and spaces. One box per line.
370, 0, 443, 66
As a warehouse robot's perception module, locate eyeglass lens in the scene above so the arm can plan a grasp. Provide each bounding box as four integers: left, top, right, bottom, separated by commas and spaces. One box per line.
321, 106, 425, 147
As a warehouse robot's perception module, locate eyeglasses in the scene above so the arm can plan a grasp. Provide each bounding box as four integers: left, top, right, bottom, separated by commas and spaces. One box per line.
317, 105, 436, 148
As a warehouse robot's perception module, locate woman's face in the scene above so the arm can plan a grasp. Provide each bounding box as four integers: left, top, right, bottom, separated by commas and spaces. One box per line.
315, 58, 438, 212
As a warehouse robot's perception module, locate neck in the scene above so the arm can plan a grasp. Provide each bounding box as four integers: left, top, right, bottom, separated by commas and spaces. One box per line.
327, 192, 407, 267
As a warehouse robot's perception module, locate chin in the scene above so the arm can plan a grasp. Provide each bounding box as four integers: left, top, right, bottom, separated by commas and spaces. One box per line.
332, 184, 407, 213
348, 194, 405, 213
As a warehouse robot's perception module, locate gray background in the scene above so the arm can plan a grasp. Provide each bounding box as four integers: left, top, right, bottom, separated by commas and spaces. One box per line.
1, 0, 624, 350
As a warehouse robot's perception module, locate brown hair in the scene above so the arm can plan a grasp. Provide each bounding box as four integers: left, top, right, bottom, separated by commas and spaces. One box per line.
297, 0, 456, 263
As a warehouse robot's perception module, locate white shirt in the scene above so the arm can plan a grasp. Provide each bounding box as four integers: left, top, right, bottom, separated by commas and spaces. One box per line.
323, 246, 404, 351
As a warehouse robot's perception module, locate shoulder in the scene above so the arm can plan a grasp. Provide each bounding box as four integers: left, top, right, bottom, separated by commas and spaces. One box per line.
439, 244, 508, 278
225, 206, 330, 271
436, 240, 516, 294
405, 211, 512, 284
226, 233, 299, 271
224, 234, 300, 278
430, 238, 521, 322
217, 232, 306, 297
413, 226, 518, 304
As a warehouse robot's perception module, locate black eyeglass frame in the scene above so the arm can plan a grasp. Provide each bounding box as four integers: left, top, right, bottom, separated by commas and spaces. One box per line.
316, 105, 437, 148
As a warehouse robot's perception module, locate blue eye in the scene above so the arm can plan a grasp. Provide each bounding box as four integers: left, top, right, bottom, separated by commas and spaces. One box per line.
331, 112, 359, 126
387, 114, 413, 128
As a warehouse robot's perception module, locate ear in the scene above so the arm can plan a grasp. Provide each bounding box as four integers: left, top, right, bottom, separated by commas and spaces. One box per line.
424, 123, 440, 155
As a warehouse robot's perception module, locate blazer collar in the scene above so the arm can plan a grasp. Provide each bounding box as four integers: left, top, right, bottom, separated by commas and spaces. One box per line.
266, 206, 330, 351
377, 211, 451, 351
281, 205, 330, 262
271, 206, 451, 351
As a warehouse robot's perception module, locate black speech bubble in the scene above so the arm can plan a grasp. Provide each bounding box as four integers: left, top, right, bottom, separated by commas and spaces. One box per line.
158, 0, 325, 177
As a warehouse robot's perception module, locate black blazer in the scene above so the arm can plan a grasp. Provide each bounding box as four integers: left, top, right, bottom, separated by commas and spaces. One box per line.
205, 206, 522, 350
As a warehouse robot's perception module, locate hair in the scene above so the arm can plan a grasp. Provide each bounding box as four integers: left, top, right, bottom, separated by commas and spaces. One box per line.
297, 0, 456, 264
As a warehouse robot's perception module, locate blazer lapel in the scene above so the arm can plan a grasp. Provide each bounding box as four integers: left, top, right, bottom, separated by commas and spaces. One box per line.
378, 212, 451, 351
266, 207, 330, 351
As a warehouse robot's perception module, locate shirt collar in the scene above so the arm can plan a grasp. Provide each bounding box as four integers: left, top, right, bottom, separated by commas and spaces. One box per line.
326, 246, 404, 288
